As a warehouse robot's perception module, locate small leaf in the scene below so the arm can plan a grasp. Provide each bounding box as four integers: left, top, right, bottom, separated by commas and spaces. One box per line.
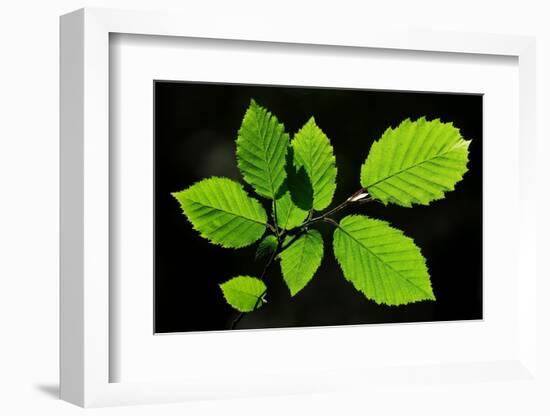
333, 215, 435, 306
172, 177, 267, 248
236, 99, 289, 199
220, 276, 267, 312
292, 117, 337, 211
256, 235, 278, 260
275, 187, 309, 231
280, 229, 324, 296
360, 117, 470, 207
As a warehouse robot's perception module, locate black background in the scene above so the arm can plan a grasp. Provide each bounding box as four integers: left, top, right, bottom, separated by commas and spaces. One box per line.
154, 81, 483, 333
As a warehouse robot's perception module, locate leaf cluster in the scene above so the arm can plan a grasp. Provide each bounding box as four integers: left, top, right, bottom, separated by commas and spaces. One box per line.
172, 99, 471, 320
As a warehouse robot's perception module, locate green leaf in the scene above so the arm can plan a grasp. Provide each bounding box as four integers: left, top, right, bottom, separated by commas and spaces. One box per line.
333, 215, 435, 306
256, 234, 278, 260
360, 117, 470, 207
292, 117, 337, 211
220, 276, 267, 312
284, 148, 314, 211
236, 99, 290, 199
172, 177, 267, 248
275, 191, 309, 230
280, 229, 324, 296
274, 149, 313, 231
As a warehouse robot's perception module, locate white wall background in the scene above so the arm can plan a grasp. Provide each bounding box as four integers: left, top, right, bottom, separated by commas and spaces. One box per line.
0, 0, 548, 414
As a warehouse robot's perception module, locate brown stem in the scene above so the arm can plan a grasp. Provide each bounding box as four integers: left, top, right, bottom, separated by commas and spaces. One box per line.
303, 189, 372, 228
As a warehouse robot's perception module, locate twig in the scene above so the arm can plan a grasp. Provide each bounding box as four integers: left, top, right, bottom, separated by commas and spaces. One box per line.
322, 217, 340, 227
302, 189, 372, 228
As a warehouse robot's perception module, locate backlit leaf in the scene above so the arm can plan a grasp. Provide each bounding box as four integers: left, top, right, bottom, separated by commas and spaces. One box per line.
280, 229, 324, 296
360, 117, 470, 207
285, 147, 314, 211
236, 99, 289, 199
274, 148, 313, 230
292, 117, 337, 211
275, 191, 308, 231
256, 235, 278, 260
220, 276, 267, 312
333, 215, 435, 305
172, 177, 267, 248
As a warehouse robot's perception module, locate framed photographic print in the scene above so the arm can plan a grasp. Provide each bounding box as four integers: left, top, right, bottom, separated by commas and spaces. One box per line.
154, 82, 483, 333
60, 7, 540, 409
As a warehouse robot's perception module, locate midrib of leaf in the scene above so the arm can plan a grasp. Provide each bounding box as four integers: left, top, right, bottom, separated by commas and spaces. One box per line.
253, 112, 279, 198
290, 233, 310, 275
279, 200, 292, 229
185, 198, 265, 225
301, 133, 327, 190
212, 216, 259, 243
336, 224, 432, 297
228, 287, 264, 302
293, 119, 337, 211
309, 144, 327, 190
365, 140, 467, 189
281, 199, 301, 229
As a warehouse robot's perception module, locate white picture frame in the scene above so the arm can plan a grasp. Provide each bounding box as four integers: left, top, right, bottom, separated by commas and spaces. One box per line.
60, 7, 538, 408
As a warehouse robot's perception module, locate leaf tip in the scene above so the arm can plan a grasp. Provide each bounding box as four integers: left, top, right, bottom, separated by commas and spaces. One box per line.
170, 190, 183, 201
